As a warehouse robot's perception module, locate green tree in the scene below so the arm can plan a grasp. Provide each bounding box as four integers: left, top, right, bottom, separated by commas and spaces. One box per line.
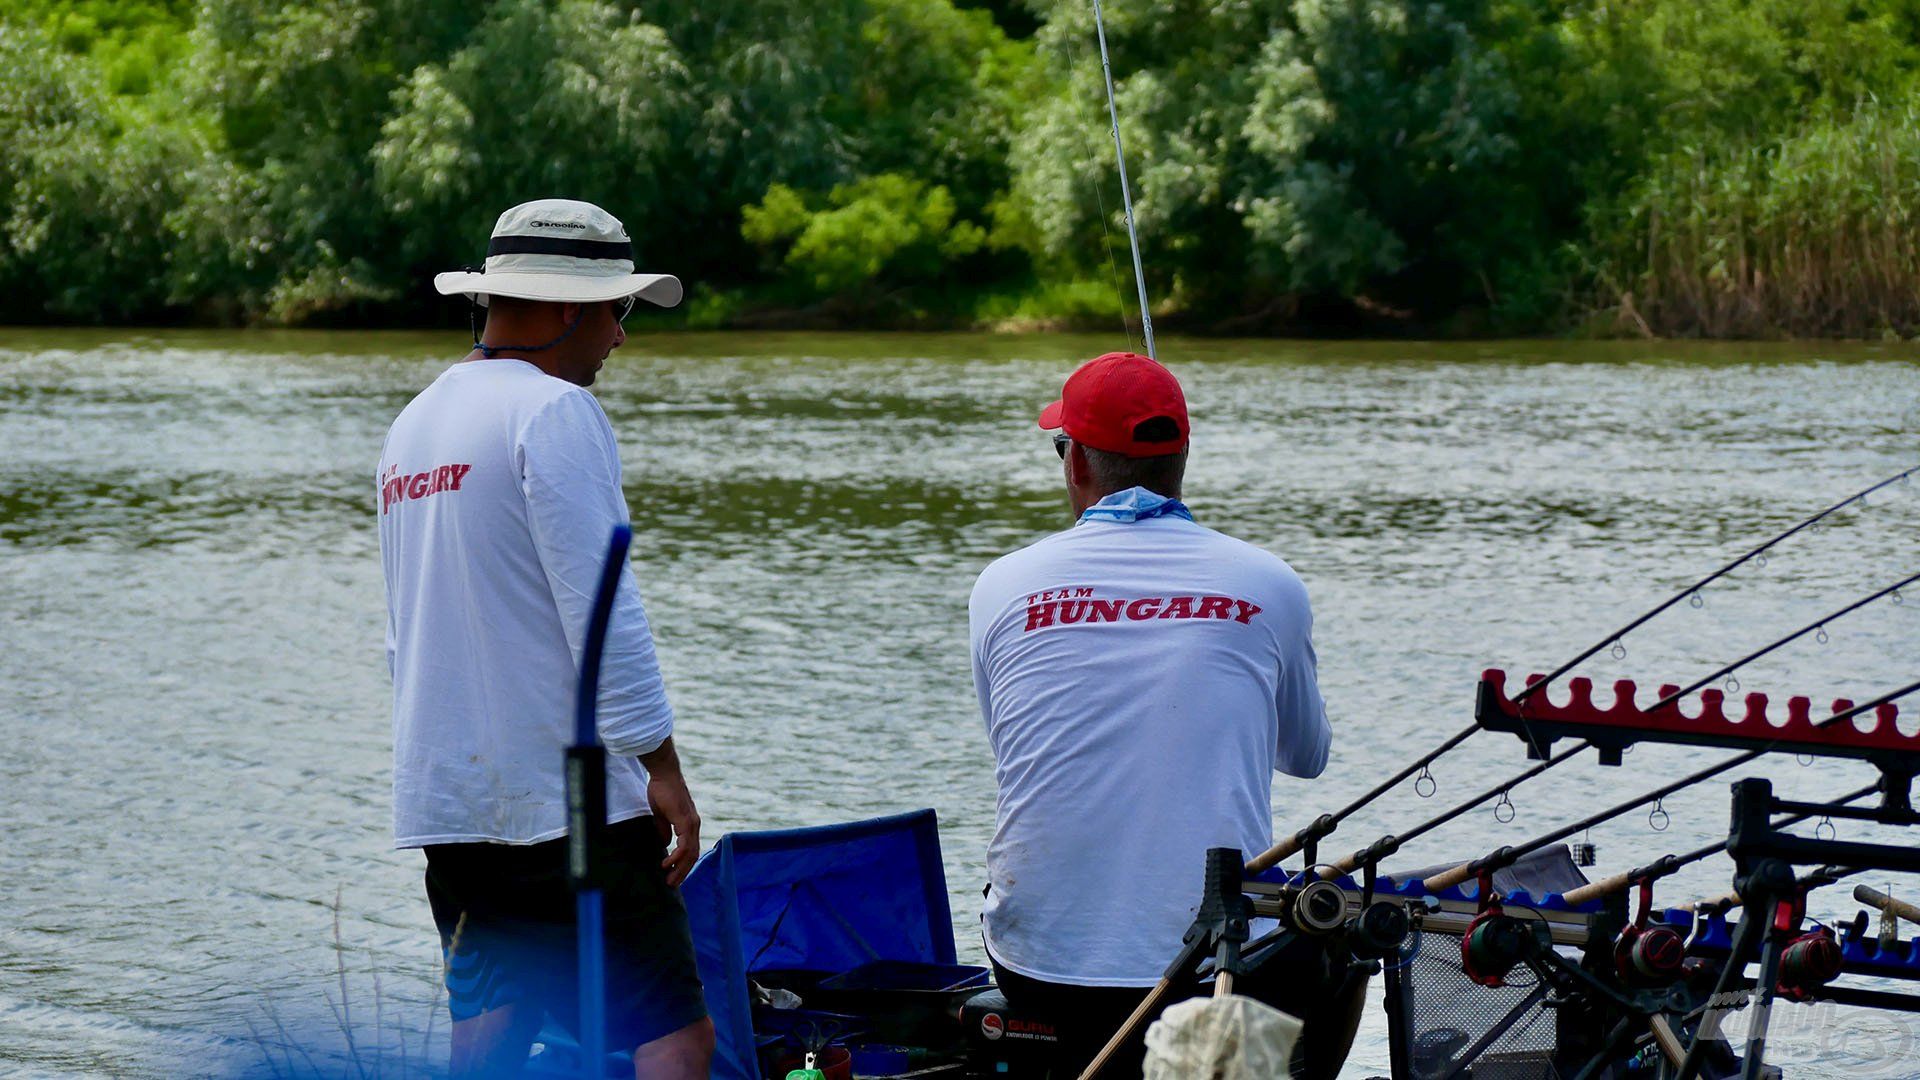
642, 0, 870, 222
638, 0, 1034, 288
853, 0, 1040, 217
194, 0, 487, 320
741, 172, 987, 296
1237, 0, 1525, 304
374, 0, 694, 280
1536, 0, 1920, 334
10, 0, 196, 95
0, 22, 250, 322
1007, 0, 1533, 324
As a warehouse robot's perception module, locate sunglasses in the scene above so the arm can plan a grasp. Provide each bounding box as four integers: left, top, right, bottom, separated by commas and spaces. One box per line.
1052, 432, 1071, 459
611, 296, 637, 323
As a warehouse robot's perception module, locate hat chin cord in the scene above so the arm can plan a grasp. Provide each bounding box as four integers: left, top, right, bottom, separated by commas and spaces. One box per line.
470, 296, 588, 359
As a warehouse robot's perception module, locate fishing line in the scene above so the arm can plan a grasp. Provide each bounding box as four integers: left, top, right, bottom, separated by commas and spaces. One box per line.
1059, 16, 1137, 355
1090, 0, 1155, 358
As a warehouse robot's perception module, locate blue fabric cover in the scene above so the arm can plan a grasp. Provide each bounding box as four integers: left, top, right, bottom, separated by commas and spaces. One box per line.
1076, 485, 1194, 524
682, 809, 959, 1080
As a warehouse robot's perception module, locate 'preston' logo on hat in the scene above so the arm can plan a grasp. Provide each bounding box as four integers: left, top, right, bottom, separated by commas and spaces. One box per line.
434, 198, 683, 309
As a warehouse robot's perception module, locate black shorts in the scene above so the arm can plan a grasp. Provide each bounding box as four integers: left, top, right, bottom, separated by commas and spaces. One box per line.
423, 816, 707, 1050
989, 931, 1369, 1080
990, 959, 1155, 1078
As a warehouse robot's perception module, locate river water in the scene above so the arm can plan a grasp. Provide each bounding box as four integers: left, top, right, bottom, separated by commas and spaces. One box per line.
1, 329, 1916, 1078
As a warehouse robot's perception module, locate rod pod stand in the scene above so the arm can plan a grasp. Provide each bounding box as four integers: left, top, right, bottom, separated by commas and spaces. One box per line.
1075, 847, 1249, 1079
1197, 847, 1253, 993
1678, 775, 1902, 1080
1672, 854, 1796, 1080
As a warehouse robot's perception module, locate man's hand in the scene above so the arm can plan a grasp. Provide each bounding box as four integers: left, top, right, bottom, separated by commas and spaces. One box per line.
640, 737, 700, 887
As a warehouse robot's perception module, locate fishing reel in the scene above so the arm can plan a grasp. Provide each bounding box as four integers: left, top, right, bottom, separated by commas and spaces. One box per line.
1273, 877, 1413, 961
1346, 898, 1413, 961
1285, 879, 1349, 935
1244, 872, 1416, 1002
1461, 901, 1552, 988
1614, 924, 1686, 986
1777, 926, 1843, 1000
1613, 880, 1686, 987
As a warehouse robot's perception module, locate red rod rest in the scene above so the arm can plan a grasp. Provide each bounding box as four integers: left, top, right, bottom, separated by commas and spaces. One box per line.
1477, 668, 1913, 761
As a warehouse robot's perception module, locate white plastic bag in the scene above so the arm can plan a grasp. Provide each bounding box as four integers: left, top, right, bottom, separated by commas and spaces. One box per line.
1142, 994, 1303, 1079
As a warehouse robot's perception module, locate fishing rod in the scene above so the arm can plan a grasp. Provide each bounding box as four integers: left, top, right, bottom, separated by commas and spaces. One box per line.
1642, 568, 1920, 710
1313, 740, 1591, 879
1252, 464, 1919, 872
1854, 883, 1920, 927
1089, 0, 1154, 359
1559, 782, 1881, 907
1251, 725, 1478, 873
567, 523, 633, 1079
1307, 576, 1920, 881
1412, 680, 1919, 894
1513, 463, 1918, 706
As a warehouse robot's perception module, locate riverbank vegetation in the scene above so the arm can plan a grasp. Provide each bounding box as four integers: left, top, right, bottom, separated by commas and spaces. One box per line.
5, 0, 1920, 338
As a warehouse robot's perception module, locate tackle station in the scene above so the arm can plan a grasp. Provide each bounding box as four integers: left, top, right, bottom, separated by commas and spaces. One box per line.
534, 467, 1920, 1079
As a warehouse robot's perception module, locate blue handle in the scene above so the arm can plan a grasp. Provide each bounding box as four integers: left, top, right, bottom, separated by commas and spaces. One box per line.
570, 523, 632, 1078
575, 524, 633, 747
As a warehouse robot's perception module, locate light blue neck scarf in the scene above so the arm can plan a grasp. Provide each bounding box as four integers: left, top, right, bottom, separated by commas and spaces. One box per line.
1077, 485, 1194, 525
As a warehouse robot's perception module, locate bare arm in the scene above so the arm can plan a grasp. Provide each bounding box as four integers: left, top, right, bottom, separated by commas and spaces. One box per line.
640, 737, 700, 887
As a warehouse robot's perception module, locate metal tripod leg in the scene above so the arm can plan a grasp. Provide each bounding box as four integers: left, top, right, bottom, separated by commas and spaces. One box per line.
1738, 930, 1788, 1080
1676, 904, 1766, 1080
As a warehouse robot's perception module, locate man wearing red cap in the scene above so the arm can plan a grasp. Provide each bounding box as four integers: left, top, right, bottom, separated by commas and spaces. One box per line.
968, 352, 1332, 1075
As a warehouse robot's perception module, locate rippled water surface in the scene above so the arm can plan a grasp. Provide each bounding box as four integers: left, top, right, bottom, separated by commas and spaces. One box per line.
2, 329, 1917, 1077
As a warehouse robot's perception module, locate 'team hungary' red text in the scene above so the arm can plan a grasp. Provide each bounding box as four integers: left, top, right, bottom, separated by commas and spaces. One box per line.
382, 464, 472, 513
1023, 587, 1261, 632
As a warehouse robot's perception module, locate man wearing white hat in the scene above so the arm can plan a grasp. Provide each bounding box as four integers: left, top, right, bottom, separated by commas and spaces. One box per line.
379, 199, 713, 1078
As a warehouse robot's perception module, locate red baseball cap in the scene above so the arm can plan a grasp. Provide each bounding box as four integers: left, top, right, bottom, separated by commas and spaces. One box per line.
1036, 352, 1189, 457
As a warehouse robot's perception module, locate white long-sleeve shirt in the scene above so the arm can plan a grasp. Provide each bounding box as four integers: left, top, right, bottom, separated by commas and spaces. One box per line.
969, 498, 1329, 985
378, 358, 672, 847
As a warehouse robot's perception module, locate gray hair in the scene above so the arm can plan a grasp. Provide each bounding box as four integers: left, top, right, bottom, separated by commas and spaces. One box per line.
1081, 444, 1187, 500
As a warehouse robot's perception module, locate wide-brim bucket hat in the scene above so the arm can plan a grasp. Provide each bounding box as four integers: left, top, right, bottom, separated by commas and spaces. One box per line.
433, 198, 683, 308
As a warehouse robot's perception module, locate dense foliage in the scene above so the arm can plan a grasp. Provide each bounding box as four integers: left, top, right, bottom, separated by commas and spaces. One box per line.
5, 0, 1920, 336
